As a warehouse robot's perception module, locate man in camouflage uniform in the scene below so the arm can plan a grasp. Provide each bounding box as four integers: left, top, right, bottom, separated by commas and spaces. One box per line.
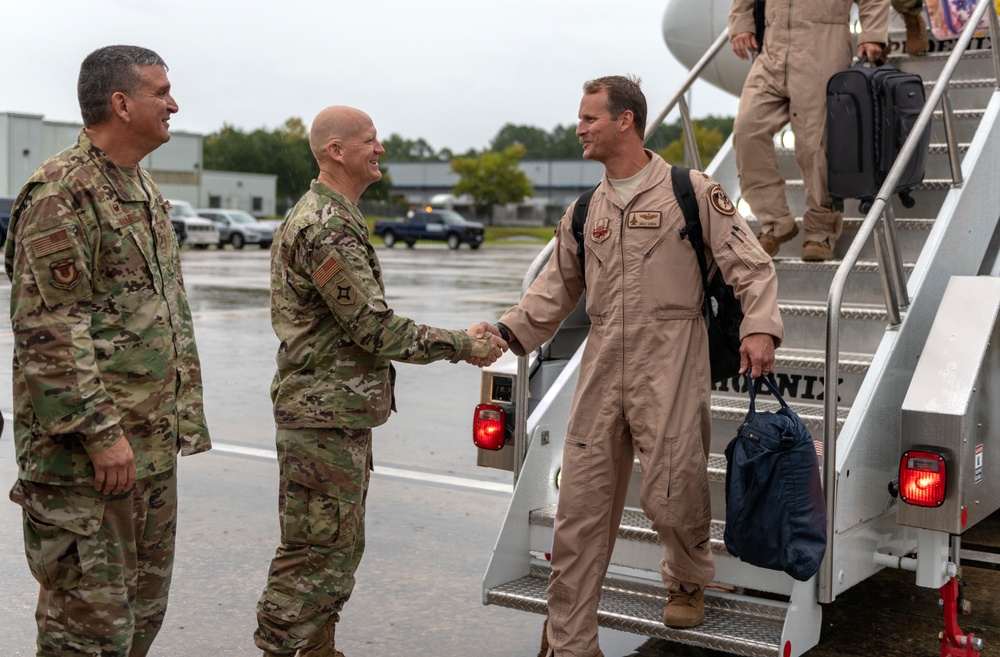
5, 45, 210, 657
253, 105, 503, 657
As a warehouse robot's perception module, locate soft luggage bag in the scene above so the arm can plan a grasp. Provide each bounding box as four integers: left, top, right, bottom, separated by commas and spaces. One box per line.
827, 57, 930, 214
723, 374, 827, 581
925, 0, 999, 41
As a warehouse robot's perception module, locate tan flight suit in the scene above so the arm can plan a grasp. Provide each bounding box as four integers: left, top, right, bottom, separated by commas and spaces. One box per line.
499, 153, 783, 657
729, 0, 890, 248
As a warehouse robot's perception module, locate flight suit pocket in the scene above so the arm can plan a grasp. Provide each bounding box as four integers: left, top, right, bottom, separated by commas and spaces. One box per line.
657, 429, 712, 527
10, 480, 106, 591
280, 448, 362, 548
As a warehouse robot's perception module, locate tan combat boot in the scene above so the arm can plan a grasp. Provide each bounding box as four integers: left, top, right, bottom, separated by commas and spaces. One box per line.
296, 624, 345, 657
663, 586, 705, 628
903, 12, 929, 56
756, 224, 799, 258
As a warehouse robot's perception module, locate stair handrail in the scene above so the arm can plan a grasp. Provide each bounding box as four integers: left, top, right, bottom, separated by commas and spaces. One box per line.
819, 0, 1000, 604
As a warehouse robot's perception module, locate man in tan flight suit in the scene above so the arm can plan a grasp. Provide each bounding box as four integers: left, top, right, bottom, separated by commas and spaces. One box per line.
729, 0, 890, 261
490, 76, 783, 657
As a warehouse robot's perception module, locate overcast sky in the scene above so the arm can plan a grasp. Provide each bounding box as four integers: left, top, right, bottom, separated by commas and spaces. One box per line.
0, 0, 740, 153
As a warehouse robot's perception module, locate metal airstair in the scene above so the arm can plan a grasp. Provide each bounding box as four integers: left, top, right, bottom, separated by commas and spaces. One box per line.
479, 2, 1000, 655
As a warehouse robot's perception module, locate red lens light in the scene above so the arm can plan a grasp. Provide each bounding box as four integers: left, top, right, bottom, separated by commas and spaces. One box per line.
899, 450, 947, 507
473, 404, 506, 450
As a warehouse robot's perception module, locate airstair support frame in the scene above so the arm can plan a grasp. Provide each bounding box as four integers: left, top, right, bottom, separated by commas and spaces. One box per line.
819, 0, 1000, 604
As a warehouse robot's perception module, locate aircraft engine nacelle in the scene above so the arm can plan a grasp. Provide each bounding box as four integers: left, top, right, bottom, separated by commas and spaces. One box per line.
662, 0, 751, 98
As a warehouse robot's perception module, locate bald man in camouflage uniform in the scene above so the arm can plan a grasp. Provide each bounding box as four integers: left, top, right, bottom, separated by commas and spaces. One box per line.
254, 105, 503, 657
5, 46, 210, 657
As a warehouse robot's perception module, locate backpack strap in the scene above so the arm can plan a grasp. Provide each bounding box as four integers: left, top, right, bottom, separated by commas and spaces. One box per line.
571, 185, 599, 280
672, 166, 711, 295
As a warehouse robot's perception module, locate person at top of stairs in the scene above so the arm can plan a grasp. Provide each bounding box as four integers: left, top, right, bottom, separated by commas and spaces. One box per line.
729, 0, 891, 261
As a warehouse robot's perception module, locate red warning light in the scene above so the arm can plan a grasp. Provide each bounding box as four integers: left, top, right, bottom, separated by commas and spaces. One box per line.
473, 404, 506, 450
899, 450, 947, 507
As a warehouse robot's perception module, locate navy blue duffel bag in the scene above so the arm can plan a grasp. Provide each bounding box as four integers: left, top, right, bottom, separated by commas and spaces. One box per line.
723, 374, 827, 581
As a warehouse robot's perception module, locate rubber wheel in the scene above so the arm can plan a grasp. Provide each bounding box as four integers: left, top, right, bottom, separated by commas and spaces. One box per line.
231, 233, 245, 250
405, 240, 416, 248
447, 233, 460, 250
470, 242, 481, 250
259, 241, 272, 250
383, 230, 397, 248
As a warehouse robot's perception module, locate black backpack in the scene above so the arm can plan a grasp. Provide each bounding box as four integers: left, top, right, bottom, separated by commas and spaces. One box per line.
571, 167, 744, 383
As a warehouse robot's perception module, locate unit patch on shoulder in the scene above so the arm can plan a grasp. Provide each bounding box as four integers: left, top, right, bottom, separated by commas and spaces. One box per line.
709, 185, 736, 216
332, 280, 355, 306
627, 211, 661, 228
591, 217, 611, 243
49, 258, 81, 290
312, 256, 342, 288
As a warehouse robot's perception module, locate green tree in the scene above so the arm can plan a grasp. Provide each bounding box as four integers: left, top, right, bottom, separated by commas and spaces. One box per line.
203, 118, 316, 209
451, 144, 534, 218
489, 124, 552, 159
381, 134, 445, 161
657, 123, 726, 167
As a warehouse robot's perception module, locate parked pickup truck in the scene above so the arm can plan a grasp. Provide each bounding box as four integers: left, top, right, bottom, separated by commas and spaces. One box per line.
374, 208, 484, 250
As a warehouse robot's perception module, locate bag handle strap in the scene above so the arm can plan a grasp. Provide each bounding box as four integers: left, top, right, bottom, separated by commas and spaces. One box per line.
746, 373, 789, 416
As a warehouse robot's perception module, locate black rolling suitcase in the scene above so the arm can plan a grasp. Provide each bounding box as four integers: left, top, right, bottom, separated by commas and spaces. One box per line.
826, 56, 931, 213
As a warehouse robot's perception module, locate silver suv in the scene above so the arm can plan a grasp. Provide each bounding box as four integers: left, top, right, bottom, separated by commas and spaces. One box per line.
196, 209, 275, 250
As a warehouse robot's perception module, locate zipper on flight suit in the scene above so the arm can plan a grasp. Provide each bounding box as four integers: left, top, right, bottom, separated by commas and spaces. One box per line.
618, 207, 626, 420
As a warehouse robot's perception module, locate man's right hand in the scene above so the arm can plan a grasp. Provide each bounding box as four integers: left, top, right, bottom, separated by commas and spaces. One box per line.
731, 32, 759, 61
90, 436, 136, 495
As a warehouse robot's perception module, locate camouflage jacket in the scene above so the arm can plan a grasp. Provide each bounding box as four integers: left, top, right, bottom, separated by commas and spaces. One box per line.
4, 131, 211, 485
270, 181, 490, 429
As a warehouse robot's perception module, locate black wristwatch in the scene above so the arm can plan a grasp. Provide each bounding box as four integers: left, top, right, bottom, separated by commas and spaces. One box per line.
495, 322, 511, 343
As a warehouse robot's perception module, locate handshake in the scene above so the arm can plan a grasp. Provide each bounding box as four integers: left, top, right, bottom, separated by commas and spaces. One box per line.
464, 321, 510, 367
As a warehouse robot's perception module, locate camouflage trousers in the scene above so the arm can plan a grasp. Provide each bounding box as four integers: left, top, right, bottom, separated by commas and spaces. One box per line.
10, 470, 177, 657
254, 427, 373, 655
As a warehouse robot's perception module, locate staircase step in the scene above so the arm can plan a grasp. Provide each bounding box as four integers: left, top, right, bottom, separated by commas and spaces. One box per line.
744, 215, 934, 259
775, 301, 890, 352
711, 347, 872, 409
486, 566, 787, 657
772, 258, 913, 305
530, 505, 731, 555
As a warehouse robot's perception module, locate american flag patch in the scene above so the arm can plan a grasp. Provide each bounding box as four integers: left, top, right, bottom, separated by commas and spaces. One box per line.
312, 257, 342, 287
31, 229, 72, 257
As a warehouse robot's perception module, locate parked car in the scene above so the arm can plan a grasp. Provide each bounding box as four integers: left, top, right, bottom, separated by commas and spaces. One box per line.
196, 208, 275, 249
166, 200, 220, 248
0, 195, 14, 247
373, 208, 485, 250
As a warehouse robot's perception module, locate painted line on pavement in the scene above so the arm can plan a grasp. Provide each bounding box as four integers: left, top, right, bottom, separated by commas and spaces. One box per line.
211, 441, 512, 494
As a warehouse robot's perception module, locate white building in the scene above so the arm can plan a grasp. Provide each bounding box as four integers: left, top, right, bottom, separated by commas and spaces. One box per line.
1, 112, 276, 217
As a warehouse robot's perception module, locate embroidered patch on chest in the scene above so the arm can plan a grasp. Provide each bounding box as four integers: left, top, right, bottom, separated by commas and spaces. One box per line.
591, 217, 612, 243
710, 185, 736, 216
627, 211, 661, 228
312, 257, 342, 287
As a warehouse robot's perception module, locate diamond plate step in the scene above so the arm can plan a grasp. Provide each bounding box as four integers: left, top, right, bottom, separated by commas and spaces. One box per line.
530, 505, 733, 556
486, 566, 787, 657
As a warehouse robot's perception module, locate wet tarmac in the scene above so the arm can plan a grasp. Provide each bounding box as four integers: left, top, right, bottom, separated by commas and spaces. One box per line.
0, 241, 998, 657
